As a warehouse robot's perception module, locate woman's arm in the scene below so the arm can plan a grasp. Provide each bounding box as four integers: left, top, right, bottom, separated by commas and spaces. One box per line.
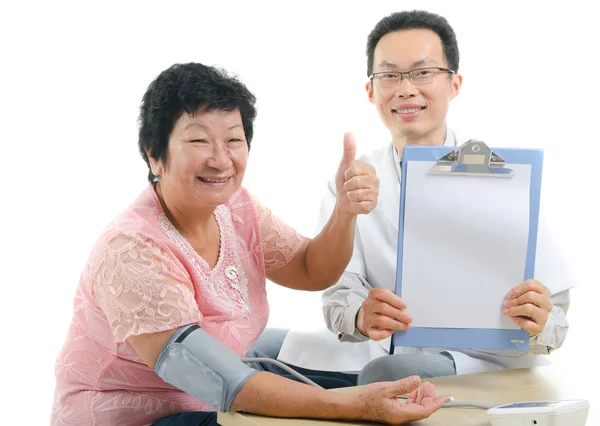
268, 133, 379, 291
128, 326, 445, 424
231, 369, 445, 424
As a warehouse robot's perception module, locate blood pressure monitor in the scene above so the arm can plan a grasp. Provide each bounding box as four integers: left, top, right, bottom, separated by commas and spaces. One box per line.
487, 400, 589, 426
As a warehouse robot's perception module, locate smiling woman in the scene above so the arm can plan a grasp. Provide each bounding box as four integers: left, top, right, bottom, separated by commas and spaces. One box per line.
49, 62, 447, 426
151, 109, 249, 216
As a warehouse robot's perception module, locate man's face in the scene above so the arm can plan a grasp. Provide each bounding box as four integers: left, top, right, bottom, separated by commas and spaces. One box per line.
367, 29, 462, 143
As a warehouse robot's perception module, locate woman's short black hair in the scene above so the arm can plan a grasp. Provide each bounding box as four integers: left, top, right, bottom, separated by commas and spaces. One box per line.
138, 63, 257, 182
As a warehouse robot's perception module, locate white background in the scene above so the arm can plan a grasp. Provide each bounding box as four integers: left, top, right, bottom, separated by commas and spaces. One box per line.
1, 1, 598, 423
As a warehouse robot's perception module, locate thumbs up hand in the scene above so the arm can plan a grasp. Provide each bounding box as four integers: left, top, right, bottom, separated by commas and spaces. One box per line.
335, 132, 379, 216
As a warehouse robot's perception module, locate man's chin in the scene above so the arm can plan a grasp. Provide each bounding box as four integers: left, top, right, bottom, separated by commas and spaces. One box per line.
395, 126, 424, 139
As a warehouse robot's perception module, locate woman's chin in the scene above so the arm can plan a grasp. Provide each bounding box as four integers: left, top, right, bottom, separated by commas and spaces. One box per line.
196, 187, 238, 207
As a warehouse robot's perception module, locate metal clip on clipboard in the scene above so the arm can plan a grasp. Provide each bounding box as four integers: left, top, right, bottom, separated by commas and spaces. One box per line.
430, 140, 514, 178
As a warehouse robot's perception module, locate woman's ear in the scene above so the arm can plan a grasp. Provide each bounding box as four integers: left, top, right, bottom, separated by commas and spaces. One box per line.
146, 149, 163, 177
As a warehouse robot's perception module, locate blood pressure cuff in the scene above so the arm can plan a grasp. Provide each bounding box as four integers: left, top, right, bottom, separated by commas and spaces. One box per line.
155, 324, 258, 412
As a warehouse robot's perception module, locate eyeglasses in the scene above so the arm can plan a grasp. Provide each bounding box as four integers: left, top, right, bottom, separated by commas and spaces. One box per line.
369, 67, 456, 86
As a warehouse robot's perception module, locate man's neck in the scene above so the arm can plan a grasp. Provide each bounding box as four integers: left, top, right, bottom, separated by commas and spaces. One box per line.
393, 125, 448, 155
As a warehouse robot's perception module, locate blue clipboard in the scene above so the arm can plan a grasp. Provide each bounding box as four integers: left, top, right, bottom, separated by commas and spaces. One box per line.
392, 140, 544, 352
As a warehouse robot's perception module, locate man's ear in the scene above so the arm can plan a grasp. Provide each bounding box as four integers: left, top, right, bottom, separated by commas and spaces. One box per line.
450, 73, 463, 100
366, 81, 375, 104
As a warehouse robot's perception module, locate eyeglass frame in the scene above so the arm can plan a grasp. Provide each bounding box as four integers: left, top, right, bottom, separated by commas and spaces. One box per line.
369, 67, 456, 85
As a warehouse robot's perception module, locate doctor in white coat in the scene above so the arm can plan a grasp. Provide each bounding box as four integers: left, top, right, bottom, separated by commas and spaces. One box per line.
269, 10, 573, 385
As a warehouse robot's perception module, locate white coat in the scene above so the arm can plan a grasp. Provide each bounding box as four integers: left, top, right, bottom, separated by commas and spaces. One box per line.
277, 131, 573, 375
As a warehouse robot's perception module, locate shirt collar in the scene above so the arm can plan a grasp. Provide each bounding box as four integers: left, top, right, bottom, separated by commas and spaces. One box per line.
392, 128, 458, 181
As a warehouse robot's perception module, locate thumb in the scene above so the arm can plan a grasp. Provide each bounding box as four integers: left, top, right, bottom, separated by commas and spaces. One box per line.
390, 376, 421, 397
340, 132, 356, 168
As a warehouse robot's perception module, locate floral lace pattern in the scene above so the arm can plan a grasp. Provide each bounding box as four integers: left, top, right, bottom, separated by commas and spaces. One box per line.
157, 206, 250, 316
93, 232, 203, 343
51, 185, 306, 425
250, 195, 305, 274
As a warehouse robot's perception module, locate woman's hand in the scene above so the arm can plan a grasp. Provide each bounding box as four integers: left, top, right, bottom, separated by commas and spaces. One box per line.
353, 376, 447, 424
335, 132, 379, 216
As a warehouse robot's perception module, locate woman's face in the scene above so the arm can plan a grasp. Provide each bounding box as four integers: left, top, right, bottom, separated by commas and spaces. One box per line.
150, 108, 249, 211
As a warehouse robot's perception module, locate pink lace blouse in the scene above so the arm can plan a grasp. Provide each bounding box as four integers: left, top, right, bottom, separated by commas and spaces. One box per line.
51, 185, 305, 425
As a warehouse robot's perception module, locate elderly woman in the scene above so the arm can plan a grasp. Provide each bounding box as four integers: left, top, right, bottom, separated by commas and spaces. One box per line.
51, 63, 446, 426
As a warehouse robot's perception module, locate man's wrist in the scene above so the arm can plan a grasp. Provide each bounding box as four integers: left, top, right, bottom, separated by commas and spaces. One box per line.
355, 307, 368, 337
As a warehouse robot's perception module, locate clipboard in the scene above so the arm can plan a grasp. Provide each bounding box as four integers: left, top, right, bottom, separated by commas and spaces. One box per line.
392, 140, 544, 351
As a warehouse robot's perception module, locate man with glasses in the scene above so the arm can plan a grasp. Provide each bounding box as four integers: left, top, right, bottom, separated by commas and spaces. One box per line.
249, 10, 571, 388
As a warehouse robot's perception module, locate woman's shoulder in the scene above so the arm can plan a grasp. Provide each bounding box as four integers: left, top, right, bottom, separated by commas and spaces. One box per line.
225, 186, 258, 212
92, 185, 169, 254
221, 186, 265, 238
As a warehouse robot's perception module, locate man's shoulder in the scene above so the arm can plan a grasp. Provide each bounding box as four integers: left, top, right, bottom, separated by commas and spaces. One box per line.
357, 142, 393, 166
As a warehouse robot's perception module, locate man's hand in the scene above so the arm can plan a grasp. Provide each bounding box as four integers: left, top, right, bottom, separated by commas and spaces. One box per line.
503, 279, 553, 336
357, 288, 412, 341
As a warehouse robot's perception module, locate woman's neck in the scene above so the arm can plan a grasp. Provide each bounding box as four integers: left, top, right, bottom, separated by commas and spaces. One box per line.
154, 182, 214, 238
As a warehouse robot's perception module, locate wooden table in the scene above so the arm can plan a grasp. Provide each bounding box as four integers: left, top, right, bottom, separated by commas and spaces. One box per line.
218, 366, 594, 425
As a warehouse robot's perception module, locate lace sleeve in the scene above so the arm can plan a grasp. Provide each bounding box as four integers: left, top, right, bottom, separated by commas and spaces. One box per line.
92, 232, 202, 344
250, 196, 307, 275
